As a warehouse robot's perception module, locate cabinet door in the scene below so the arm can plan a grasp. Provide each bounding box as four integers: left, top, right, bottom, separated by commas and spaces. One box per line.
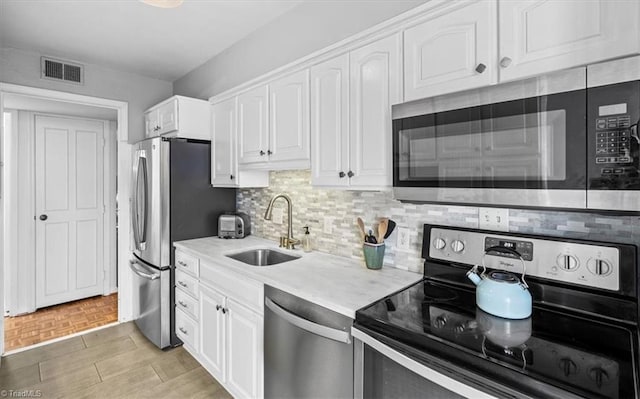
199, 285, 226, 383
269, 69, 310, 164
226, 299, 263, 399
157, 99, 178, 135
311, 54, 350, 187
211, 98, 238, 187
238, 85, 269, 165
499, 0, 640, 82
349, 33, 401, 188
404, 1, 496, 101
144, 110, 159, 138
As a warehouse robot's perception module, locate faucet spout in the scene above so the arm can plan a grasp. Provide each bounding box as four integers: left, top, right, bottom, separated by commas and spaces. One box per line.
264, 193, 299, 249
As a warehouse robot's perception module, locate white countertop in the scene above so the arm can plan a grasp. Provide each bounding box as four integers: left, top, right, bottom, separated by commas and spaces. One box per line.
174, 236, 422, 318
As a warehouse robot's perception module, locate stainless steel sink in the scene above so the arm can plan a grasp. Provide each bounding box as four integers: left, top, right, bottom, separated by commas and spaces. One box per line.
226, 248, 300, 266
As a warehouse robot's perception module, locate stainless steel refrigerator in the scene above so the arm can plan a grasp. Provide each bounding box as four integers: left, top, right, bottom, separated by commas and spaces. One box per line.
130, 137, 235, 348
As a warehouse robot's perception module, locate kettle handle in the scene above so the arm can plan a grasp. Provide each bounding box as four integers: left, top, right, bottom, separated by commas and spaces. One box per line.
483, 246, 528, 288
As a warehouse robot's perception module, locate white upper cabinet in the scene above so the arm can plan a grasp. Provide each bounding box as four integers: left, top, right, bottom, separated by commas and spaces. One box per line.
498, 0, 640, 82
238, 85, 269, 165
311, 54, 350, 187
238, 71, 310, 170
211, 98, 237, 187
404, 1, 497, 101
349, 33, 402, 188
269, 69, 310, 166
144, 95, 211, 140
211, 98, 269, 188
310, 34, 401, 189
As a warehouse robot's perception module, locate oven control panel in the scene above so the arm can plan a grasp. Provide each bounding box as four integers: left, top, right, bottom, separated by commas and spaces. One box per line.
428, 228, 620, 291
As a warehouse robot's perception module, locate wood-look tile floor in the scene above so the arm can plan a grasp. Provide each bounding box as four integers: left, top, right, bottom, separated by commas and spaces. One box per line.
4, 294, 119, 352
0, 321, 231, 398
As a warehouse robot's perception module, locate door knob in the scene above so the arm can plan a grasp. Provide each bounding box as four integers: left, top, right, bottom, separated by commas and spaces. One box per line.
39, 214, 48, 221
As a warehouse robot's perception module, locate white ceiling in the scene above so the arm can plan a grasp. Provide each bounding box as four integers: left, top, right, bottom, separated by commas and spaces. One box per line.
0, 0, 302, 82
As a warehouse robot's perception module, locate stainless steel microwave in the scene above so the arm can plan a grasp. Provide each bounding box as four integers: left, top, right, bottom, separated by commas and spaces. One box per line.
392, 57, 640, 212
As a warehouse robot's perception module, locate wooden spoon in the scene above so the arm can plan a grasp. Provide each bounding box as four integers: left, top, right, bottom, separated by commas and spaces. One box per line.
378, 219, 388, 244
356, 217, 366, 241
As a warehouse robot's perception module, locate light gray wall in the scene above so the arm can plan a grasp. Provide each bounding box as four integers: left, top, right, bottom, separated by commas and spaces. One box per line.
173, 0, 427, 99
1, 47, 173, 143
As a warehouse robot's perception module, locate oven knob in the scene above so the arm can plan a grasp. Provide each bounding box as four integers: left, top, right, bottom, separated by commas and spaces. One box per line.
587, 258, 612, 276
433, 238, 446, 250
556, 254, 579, 271
451, 240, 465, 253
453, 323, 466, 334
433, 315, 447, 329
558, 358, 577, 377
588, 367, 609, 389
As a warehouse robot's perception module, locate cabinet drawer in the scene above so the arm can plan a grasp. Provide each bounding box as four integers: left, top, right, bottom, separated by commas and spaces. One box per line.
175, 269, 199, 299
175, 309, 199, 352
200, 261, 264, 314
175, 250, 199, 277
176, 288, 199, 320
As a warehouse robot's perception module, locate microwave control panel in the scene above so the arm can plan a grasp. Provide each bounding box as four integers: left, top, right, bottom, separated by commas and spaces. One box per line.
588, 80, 639, 189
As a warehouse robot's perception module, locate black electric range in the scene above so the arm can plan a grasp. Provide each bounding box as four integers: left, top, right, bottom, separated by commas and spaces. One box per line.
354, 224, 639, 399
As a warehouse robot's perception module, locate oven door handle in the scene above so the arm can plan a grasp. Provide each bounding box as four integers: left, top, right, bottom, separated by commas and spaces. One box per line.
265, 298, 351, 344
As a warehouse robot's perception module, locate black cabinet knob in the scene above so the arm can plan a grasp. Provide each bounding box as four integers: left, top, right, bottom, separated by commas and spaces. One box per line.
347, 171, 354, 178
259, 150, 265, 156
230, 174, 234, 180
339, 171, 346, 178
267, 150, 272, 155
39, 214, 48, 221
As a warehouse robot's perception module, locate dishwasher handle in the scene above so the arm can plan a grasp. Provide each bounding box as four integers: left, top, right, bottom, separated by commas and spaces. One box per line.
265, 297, 351, 344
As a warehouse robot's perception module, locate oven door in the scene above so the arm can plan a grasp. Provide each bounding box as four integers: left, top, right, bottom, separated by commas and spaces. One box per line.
392, 68, 587, 209
353, 327, 518, 399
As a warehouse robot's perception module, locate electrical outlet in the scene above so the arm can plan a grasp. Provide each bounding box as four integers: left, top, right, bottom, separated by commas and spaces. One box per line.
396, 227, 411, 250
272, 208, 284, 225
323, 217, 333, 234
479, 208, 509, 231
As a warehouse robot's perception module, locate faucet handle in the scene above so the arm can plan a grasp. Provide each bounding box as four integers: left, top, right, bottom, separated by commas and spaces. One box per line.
279, 236, 287, 248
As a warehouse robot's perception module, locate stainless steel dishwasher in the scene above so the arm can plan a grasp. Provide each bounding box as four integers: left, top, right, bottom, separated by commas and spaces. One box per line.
264, 285, 354, 399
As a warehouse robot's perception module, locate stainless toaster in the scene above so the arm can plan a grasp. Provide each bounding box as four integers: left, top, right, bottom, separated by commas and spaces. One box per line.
218, 212, 251, 239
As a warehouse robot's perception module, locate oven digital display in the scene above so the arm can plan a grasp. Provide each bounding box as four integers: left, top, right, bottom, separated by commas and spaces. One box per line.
499, 240, 516, 249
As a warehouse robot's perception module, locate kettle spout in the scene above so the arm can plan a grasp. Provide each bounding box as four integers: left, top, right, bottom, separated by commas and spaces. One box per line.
466, 267, 482, 286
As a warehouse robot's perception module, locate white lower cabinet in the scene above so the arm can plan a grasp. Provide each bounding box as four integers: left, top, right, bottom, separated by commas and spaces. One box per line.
226, 298, 263, 399
199, 284, 226, 382
177, 253, 264, 399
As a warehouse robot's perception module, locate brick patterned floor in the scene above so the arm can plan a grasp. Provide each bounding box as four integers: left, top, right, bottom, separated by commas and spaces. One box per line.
4, 293, 118, 352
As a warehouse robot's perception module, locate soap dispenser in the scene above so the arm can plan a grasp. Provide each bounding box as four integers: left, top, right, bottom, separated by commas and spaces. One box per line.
302, 226, 312, 252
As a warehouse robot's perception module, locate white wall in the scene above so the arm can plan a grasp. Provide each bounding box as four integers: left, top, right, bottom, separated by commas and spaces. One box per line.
0, 47, 172, 143
173, 0, 426, 99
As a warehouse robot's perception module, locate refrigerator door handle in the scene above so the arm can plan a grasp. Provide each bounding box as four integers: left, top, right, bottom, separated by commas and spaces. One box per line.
129, 259, 160, 280
132, 151, 141, 250
139, 155, 148, 246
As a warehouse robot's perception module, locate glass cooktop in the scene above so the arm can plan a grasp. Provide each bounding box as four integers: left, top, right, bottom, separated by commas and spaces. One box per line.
355, 279, 638, 399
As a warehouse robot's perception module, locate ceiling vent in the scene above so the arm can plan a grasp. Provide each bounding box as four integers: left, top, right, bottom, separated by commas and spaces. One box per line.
41, 57, 84, 85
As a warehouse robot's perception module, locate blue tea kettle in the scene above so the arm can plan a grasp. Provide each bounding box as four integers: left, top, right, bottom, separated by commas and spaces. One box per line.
466, 246, 532, 319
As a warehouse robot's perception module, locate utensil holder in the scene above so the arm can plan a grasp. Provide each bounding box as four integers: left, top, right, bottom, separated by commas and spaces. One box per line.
363, 242, 385, 270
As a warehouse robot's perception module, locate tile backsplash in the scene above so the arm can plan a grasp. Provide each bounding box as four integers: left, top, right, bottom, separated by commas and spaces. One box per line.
237, 170, 640, 274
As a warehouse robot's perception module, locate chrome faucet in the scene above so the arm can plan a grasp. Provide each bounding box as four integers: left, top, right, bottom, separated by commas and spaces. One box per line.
264, 193, 300, 250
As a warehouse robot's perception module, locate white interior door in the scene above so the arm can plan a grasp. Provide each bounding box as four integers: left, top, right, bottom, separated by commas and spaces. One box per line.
35, 115, 105, 308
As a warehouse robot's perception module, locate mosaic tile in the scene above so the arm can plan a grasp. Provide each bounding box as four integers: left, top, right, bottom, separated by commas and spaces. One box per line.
237, 170, 640, 274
